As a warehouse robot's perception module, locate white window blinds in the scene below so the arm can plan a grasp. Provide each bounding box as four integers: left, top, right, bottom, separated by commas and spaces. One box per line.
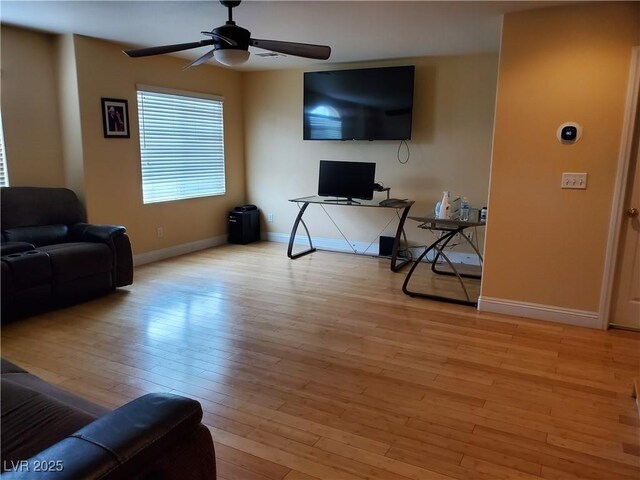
0, 114, 9, 187
137, 88, 225, 204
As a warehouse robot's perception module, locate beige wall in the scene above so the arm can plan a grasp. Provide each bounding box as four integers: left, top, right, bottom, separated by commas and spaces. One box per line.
0, 25, 65, 186
243, 55, 498, 249
482, 2, 640, 312
71, 35, 246, 254
1, 28, 246, 255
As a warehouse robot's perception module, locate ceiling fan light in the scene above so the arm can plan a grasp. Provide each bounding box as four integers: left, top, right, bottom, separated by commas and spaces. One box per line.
214, 49, 250, 66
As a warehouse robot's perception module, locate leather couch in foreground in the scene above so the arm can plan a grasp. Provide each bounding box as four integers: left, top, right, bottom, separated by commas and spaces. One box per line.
0, 358, 217, 479
1, 187, 133, 317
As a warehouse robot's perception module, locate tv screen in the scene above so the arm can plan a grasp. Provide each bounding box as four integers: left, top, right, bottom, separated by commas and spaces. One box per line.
304, 66, 415, 141
318, 160, 376, 201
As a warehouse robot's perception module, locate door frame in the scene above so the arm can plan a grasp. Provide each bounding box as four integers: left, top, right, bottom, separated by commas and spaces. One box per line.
600, 46, 640, 330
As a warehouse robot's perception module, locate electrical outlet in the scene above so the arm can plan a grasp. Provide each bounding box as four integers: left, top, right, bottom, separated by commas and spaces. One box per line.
267, 213, 273, 223
561, 172, 587, 189
157, 227, 164, 238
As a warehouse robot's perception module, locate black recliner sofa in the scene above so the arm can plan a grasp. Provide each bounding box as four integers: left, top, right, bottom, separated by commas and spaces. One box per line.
1, 187, 133, 316
1, 358, 217, 479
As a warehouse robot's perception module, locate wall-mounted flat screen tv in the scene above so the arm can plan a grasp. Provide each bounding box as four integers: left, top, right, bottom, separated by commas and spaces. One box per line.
304, 65, 415, 141
318, 160, 376, 202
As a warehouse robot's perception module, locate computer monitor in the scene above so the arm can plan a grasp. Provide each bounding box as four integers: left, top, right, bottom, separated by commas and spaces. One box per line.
318, 160, 376, 202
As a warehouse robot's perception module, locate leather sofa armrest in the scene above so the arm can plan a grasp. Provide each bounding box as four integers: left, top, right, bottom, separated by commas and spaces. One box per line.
1, 242, 36, 256
68, 223, 133, 288
69, 223, 126, 243
1, 393, 207, 480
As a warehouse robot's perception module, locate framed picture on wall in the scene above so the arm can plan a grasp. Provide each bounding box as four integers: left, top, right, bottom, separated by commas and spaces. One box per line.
101, 98, 130, 138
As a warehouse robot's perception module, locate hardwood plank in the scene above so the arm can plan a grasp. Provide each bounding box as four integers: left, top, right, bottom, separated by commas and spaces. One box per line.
473, 425, 640, 480
2, 242, 639, 480
459, 456, 545, 480
246, 428, 409, 480
391, 428, 542, 476
315, 438, 457, 480
216, 459, 280, 480
620, 414, 640, 427
546, 434, 640, 467
282, 471, 321, 480
215, 444, 291, 480
209, 426, 365, 480
385, 445, 489, 480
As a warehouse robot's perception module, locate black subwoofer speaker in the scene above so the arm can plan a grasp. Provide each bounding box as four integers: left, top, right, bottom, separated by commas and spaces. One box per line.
379, 235, 395, 256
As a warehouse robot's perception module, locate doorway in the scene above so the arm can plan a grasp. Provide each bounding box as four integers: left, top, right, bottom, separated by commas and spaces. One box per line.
608, 47, 640, 330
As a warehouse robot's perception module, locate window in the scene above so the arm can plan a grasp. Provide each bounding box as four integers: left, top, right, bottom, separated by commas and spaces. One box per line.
137, 87, 225, 204
0, 113, 9, 187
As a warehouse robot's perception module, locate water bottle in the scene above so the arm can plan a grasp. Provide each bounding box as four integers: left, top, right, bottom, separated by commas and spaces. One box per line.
460, 197, 470, 221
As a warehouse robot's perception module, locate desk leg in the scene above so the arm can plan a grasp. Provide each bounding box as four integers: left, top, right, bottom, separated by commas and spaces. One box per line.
431, 245, 472, 303
287, 202, 317, 260
402, 230, 477, 307
390, 204, 412, 272
432, 227, 482, 280
431, 227, 461, 274
462, 230, 484, 267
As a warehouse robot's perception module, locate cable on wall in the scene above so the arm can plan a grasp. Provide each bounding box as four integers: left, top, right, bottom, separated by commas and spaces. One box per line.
397, 139, 410, 164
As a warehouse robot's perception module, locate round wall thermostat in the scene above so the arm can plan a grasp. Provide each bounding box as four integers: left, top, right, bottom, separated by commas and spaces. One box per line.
557, 122, 582, 144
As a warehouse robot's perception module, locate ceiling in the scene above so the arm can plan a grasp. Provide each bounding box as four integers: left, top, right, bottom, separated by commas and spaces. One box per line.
1, 1, 568, 70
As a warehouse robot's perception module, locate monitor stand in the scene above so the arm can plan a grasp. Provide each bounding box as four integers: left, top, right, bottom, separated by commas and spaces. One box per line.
322, 197, 361, 205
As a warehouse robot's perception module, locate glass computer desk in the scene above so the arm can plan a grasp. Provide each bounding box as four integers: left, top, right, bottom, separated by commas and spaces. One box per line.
402, 216, 485, 306
287, 196, 414, 272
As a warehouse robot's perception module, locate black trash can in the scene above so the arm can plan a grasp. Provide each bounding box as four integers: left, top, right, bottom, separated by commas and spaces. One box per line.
228, 205, 260, 244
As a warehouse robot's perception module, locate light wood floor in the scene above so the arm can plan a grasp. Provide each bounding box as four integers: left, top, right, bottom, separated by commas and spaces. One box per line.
2, 242, 639, 480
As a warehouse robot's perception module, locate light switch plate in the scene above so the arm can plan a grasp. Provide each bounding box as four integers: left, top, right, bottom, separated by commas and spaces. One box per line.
561, 172, 587, 189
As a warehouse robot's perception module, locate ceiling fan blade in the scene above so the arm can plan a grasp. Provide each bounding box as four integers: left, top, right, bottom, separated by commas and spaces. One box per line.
183, 49, 217, 70
200, 31, 238, 46
124, 39, 216, 58
250, 38, 331, 60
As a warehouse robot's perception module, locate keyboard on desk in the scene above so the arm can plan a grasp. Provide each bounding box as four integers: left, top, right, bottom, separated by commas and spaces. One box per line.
379, 198, 408, 207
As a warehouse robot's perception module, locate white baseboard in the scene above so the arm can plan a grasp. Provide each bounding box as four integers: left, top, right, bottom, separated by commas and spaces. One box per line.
266, 231, 481, 265
134, 235, 227, 266
267, 232, 378, 255
478, 296, 600, 329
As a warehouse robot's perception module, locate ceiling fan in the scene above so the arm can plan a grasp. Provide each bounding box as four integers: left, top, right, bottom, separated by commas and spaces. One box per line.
123, 0, 331, 68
